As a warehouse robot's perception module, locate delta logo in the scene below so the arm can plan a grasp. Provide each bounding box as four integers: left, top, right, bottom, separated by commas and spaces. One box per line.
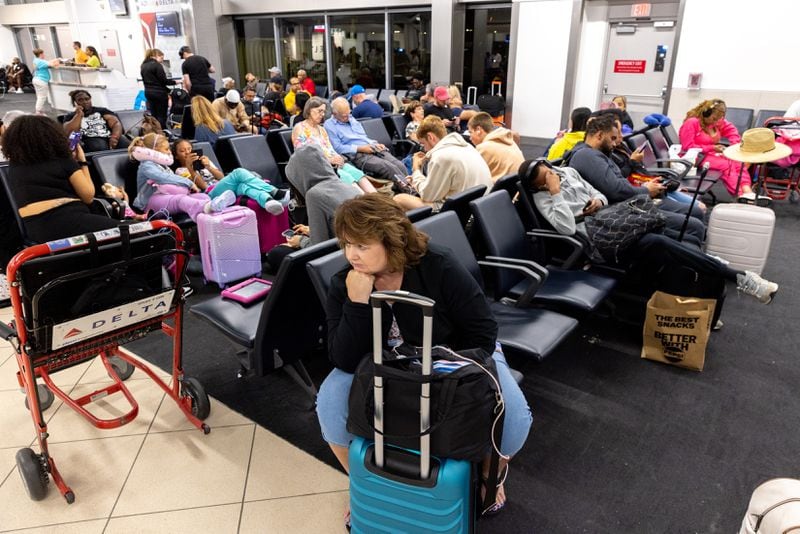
64, 328, 83, 338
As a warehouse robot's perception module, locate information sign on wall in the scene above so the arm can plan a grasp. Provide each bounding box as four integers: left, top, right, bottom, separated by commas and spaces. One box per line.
613, 59, 646, 74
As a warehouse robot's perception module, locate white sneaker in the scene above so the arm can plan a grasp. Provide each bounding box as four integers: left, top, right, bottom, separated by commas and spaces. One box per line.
204, 189, 237, 213
264, 199, 284, 215
736, 271, 778, 304
16, 88, 23, 94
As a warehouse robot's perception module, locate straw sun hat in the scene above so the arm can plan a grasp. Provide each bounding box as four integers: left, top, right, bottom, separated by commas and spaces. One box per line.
724, 128, 792, 163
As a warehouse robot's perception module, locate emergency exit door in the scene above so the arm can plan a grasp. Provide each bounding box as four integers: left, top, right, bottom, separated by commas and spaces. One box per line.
602, 21, 676, 119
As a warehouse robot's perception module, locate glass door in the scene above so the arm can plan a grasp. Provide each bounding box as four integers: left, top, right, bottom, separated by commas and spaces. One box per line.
462, 6, 511, 96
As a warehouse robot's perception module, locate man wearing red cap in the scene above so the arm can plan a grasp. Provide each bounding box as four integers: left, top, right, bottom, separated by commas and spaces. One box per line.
424, 86, 459, 132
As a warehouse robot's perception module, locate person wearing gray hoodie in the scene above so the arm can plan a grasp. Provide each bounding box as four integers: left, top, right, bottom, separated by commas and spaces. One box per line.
286, 144, 362, 246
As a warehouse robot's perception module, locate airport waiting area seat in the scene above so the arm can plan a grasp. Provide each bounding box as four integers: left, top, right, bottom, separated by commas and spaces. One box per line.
189, 238, 341, 398
470, 191, 616, 315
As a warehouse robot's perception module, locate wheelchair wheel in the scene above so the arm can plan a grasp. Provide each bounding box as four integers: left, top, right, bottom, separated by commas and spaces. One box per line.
16, 448, 49, 501
24, 383, 54, 411
181, 377, 210, 420
108, 356, 135, 381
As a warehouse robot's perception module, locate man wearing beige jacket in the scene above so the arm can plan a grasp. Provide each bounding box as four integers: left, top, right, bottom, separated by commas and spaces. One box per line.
467, 112, 525, 182
212, 90, 257, 134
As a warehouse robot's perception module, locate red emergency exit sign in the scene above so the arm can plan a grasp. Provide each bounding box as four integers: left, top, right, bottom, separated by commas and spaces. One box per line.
614, 60, 647, 73
631, 3, 652, 17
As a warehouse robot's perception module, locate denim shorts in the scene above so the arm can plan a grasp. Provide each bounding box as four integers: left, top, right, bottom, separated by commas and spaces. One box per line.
316, 346, 532, 457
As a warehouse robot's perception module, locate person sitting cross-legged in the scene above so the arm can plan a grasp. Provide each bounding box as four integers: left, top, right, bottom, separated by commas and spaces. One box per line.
324, 97, 408, 186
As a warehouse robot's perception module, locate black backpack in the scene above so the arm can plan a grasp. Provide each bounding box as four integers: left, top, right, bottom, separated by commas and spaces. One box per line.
169, 88, 191, 117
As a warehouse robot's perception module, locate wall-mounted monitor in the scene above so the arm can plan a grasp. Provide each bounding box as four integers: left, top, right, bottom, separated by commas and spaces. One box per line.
156, 12, 182, 37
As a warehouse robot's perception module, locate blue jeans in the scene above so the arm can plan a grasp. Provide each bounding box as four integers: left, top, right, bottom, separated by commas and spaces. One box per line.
316, 347, 532, 457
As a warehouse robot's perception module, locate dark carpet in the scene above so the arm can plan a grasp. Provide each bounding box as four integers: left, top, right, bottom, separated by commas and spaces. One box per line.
127, 184, 800, 533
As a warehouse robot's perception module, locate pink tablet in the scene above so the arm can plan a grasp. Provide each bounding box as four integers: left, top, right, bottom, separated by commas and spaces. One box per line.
221, 278, 272, 304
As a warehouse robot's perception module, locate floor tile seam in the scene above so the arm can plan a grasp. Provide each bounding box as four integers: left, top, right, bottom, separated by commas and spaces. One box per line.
100, 500, 244, 524
237, 425, 258, 534
0, 515, 108, 533
145, 421, 256, 436
103, 392, 169, 528
242, 488, 350, 505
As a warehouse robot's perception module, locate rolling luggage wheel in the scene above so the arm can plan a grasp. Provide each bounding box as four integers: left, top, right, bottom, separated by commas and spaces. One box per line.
181, 377, 211, 420
15, 448, 49, 501
790, 190, 799, 204
108, 356, 135, 381
24, 384, 54, 411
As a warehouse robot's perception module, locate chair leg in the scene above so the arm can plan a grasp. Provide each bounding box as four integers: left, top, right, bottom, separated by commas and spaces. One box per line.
283, 360, 318, 406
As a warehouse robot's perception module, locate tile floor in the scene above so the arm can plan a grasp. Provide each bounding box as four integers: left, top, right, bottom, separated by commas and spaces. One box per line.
0, 305, 349, 533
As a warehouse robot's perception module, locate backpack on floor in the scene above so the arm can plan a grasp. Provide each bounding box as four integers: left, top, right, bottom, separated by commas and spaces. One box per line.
740, 478, 800, 534
169, 88, 192, 118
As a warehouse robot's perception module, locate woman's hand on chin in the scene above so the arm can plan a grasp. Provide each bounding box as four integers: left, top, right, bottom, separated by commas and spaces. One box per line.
346, 270, 375, 304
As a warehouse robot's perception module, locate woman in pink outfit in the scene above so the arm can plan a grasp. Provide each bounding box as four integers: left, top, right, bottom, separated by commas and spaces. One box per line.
679, 99, 752, 197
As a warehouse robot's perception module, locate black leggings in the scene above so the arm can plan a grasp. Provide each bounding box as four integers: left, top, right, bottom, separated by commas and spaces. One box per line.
23, 202, 118, 244
145, 90, 169, 129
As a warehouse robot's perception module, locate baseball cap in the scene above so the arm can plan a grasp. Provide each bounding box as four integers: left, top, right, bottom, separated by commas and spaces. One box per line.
225, 90, 241, 104
269, 66, 281, 74
178, 46, 191, 58
349, 84, 366, 97
269, 76, 283, 84
434, 86, 450, 101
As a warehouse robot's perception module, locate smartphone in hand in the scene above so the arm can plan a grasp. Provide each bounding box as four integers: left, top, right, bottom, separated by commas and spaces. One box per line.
192, 149, 204, 171
281, 229, 296, 239
68, 131, 82, 151
636, 142, 647, 153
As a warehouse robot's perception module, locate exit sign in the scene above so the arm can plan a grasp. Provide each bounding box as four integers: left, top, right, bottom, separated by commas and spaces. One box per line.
631, 3, 652, 17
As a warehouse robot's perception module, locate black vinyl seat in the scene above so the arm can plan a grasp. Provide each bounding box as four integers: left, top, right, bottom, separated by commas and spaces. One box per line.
180, 105, 195, 140
405, 206, 433, 223
384, 114, 409, 141
470, 191, 616, 315
440, 184, 487, 228
638, 129, 719, 196
415, 211, 578, 361
725, 107, 754, 136
190, 141, 222, 171
359, 117, 415, 158
489, 173, 519, 197
0, 164, 32, 247
661, 123, 679, 146
189, 238, 340, 398
754, 109, 785, 128
115, 110, 146, 136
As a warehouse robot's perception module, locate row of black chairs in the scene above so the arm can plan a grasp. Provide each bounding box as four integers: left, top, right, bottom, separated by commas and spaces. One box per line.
189, 183, 619, 399
726, 107, 786, 137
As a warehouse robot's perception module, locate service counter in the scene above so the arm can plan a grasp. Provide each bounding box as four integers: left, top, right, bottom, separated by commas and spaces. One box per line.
49, 67, 141, 112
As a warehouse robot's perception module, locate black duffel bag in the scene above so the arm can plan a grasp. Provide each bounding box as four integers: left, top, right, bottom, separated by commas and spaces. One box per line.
347, 345, 502, 462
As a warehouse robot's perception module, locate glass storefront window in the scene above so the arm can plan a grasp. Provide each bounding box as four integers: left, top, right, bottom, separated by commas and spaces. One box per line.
235, 19, 276, 83
279, 16, 328, 89
390, 12, 431, 90
329, 13, 385, 92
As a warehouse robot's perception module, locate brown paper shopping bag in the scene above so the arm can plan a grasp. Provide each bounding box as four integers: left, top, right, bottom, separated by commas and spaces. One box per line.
641, 291, 717, 371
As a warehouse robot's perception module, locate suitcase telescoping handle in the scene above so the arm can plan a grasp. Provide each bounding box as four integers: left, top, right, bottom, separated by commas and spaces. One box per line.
370, 290, 435, 479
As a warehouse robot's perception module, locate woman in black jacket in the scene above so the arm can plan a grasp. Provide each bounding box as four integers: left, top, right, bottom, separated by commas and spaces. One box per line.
316, 194, 532, 523
140, 49, 171, 128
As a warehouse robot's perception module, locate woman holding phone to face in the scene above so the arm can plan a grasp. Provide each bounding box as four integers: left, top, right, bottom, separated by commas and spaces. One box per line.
172, 139, 289, 215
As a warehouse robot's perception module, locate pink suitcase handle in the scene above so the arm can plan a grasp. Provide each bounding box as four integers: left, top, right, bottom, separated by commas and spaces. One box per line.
219, 210, 249, 227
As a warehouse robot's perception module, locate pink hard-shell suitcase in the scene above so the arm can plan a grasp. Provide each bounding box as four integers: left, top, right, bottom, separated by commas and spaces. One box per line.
239, 197, 291, 253
197, 206, 262, 287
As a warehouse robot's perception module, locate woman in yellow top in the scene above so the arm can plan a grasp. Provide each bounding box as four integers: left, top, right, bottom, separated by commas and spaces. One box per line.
85, 46, 102, 68
547, 106, 591, 161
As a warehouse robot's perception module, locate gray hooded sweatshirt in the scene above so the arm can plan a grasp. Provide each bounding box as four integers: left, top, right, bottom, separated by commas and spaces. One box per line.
286, 144, 362, 245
